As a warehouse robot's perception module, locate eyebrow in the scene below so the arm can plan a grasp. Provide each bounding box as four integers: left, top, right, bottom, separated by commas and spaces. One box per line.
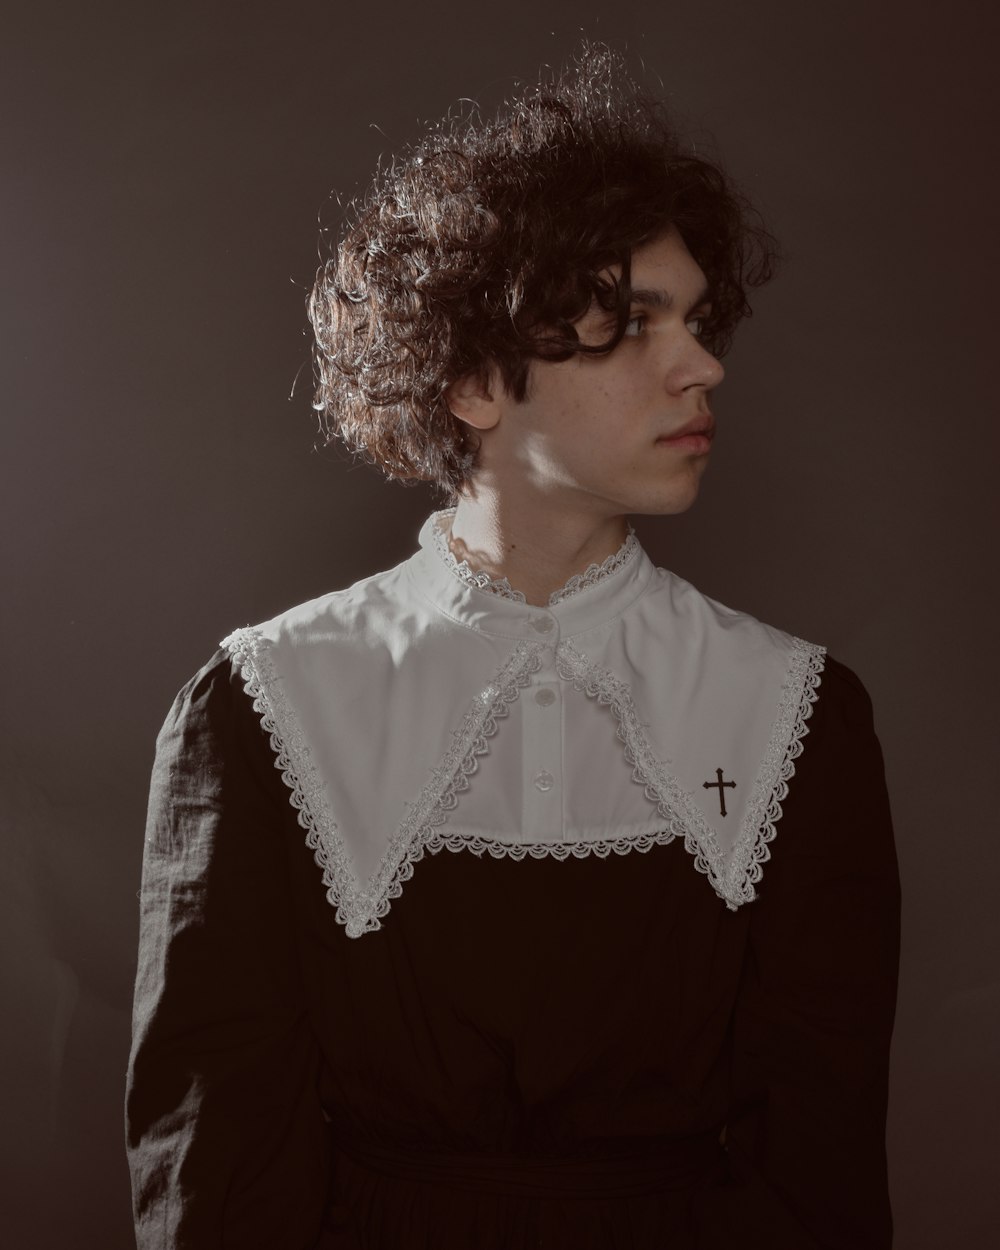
628, 283, 712, 312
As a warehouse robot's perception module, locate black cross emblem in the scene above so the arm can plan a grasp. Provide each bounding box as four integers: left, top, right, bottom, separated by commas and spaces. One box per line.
703, 768, 736, 817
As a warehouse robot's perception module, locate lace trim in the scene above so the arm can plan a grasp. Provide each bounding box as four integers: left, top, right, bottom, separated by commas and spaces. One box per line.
389, 636, 825, 911
554, 640, 733, 903
221, 627, 359, 930
421, 825, 696, 862
221, 626, 825, 932
432, 636, 824, 911
728, 636, 827, 900
430, 508, 640, 606
222, 626, 546, 938
353, 639, 545, 937
424, 641, 824, 907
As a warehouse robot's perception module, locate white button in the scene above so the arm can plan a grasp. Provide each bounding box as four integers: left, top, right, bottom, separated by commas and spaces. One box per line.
534, 688, 556, 706
533, 770, 554, 792
530, 616, 554, 634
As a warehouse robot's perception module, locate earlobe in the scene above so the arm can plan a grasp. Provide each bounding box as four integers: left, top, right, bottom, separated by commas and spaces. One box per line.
445, 368, 501, 431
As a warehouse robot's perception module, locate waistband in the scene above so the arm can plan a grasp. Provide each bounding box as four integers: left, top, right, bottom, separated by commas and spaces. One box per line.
331, 1128, 726, 1200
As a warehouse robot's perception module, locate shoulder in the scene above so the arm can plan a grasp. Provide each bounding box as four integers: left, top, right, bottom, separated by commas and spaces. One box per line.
811, 653, 878, 736
160, 647, 249, 736
649, 564, 805, 644
659, 570, 877, 724
645, 565, 827, 678
148, 647, 294, 853
644, 569, 882, 757
779, 651, 889, 828
220, 556, 417, 661
156, 646, 276, 780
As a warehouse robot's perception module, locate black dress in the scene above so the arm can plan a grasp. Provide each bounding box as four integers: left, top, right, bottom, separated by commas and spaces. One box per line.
126, 644, 900, 1248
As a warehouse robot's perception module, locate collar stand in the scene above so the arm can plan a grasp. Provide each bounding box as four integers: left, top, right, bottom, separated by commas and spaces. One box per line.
431, 507, 640, 607
410, 508, 656, 639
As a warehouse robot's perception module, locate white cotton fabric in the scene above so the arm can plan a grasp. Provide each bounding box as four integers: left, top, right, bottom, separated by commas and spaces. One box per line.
222, 509, 826, 938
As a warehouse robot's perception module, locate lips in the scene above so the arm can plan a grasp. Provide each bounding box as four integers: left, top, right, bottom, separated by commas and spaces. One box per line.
657, 414, 715, 441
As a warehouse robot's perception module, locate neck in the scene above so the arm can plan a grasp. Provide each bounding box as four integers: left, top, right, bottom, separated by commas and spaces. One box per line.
448, 487, 630, 608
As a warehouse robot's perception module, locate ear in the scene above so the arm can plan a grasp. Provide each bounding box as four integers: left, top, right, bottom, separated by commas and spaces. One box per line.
445, 367, 501, 432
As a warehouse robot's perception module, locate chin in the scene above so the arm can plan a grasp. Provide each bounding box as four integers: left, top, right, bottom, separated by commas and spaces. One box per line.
627, 483, 702, 517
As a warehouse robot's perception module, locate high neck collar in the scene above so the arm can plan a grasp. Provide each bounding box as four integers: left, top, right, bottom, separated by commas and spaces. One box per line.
433, 507, 640, 606
409, 508, 657, 640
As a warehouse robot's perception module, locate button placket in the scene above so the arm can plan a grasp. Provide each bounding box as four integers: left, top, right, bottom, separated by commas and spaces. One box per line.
521, 664, 562, 838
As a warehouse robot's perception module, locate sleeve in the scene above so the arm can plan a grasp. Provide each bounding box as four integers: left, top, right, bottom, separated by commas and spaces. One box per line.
125, 649, 334, 1249
694, 656, 902, 1249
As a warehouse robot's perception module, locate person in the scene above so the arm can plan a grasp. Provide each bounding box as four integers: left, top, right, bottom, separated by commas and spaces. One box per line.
125, 43, 901, 1249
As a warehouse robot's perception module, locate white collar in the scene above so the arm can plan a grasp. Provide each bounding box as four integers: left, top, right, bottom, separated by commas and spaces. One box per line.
223, 510, 826, 938
409, 508, 655, 642
427, 507, 641, 608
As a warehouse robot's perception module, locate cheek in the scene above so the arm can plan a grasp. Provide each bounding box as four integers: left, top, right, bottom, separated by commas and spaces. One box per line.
580, 361, 636, 402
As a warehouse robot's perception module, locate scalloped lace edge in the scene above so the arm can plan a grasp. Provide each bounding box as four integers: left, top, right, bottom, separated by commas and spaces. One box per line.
221, 626, 358, 932
222, 627, 549, 938
221, 627, 826, 935
728, 636, 827, 900
552, 636, 827, 910
430, 508, 641, 606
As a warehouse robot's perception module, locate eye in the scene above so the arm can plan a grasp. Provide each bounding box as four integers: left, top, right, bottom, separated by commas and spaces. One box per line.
623, 313, 646, 338
685, 316, 706, 337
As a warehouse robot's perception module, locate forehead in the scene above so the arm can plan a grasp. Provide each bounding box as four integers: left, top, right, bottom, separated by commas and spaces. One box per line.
580, 227, 708, 322
626, 226, 706, 293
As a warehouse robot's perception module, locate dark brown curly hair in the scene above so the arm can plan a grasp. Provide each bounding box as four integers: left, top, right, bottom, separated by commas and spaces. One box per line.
308, 43, 778, 503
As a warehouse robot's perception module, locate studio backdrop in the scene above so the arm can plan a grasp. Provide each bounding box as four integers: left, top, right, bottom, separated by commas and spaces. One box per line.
2, 1, 998, 1246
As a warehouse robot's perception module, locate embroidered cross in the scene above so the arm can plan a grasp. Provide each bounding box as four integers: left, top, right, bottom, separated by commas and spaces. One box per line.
703, 768, 736, 817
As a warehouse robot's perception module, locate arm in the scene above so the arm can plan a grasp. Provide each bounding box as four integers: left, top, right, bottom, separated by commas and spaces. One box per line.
125, 650, 332, 1248
695, 657, 902, 1248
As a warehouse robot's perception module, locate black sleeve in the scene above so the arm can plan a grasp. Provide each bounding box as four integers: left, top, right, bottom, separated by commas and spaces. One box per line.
125, 649, 333, 1248
694, 656, 902, 1248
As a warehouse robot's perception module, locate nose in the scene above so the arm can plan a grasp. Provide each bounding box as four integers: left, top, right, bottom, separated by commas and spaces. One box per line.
695, 348, 725, 390
672, 339, 725, 394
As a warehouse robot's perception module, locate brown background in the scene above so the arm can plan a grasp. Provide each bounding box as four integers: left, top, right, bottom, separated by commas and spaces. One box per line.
3, 0, 998, 1246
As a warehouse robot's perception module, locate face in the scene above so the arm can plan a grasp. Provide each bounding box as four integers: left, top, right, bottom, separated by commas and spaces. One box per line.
466, 226, 725, 521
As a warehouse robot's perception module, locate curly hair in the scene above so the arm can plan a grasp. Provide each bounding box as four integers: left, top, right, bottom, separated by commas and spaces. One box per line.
308, 42, 778, 503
